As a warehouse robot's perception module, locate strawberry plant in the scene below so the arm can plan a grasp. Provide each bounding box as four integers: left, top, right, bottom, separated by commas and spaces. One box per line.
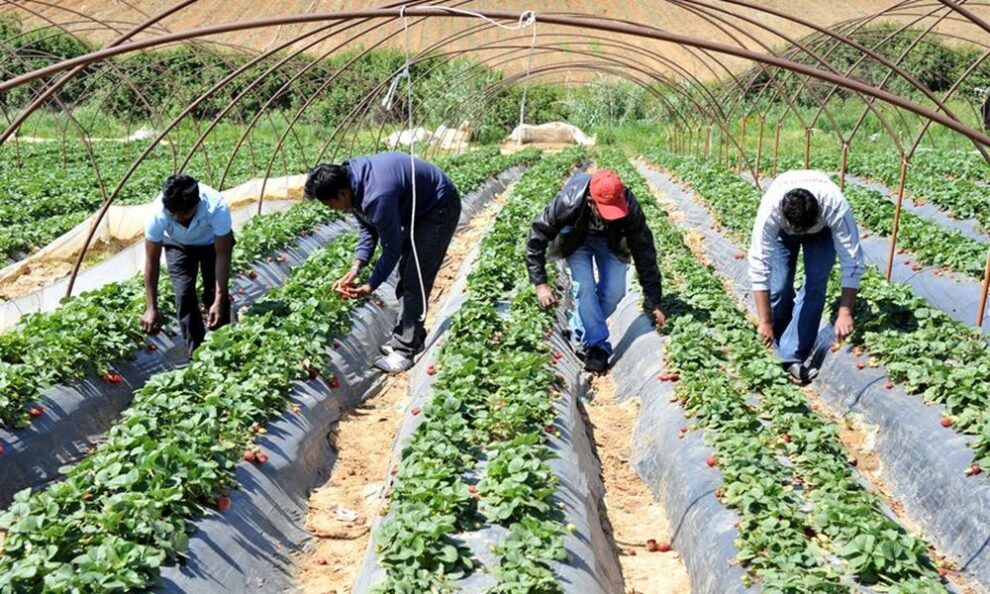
604, 149, 946, 592
654, 150, 990, 471
0, 234, 369, 591
370, 148, 583, 593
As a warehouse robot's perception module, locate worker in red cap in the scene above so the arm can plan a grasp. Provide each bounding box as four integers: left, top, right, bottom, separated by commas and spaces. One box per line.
527, 169, 665, 373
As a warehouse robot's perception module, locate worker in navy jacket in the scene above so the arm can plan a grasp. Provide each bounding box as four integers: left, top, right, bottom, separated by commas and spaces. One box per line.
304, 152, 461, 373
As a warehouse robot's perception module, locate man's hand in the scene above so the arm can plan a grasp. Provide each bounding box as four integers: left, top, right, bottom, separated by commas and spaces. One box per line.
141, 306, 162, 333
535, 283, 558, 308
652, 306, 667, 328
834, 310, 855, 343
332, 268, 360, 295
207, 301, 224, 329
757, 320, 774, 348
342, 283, 373, 299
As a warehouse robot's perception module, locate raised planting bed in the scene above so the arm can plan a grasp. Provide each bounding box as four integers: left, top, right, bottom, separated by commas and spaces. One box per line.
348, 148, 630, 593
598, 149, 953, 593
639, 150, 985, 592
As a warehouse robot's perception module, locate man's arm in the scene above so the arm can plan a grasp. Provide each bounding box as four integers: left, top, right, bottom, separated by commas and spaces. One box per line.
825, 199, 864, 342
206, 232, 233, 329
624, 197, 664, 317
748, 193, 781, 347
365, 196, 402, 291
142, 239, 164, 332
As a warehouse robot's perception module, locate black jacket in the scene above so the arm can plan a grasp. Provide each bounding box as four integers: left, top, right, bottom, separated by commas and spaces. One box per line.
526, 173, 663, 309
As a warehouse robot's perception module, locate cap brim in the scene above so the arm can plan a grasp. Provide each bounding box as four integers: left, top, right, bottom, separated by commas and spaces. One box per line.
596, 197, 629, 221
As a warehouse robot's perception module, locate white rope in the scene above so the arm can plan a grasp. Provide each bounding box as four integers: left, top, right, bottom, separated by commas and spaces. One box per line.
392, 5, 538, 323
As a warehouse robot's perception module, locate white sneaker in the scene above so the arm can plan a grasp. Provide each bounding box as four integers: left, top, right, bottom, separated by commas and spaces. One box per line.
375, 351, 413, 373
379, 344, 394, 357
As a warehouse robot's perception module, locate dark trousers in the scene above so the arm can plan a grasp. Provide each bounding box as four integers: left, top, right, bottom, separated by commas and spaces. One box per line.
390, 193, 461, 356
164, 242, 230, 353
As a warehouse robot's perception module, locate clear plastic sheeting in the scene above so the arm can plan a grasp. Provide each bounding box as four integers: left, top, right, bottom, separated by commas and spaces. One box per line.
641, 163, 990, 593
609, 274, 752, 594
0, 219, 356, 507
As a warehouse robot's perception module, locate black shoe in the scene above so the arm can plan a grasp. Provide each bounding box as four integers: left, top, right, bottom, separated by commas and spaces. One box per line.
584, 347, 609, 374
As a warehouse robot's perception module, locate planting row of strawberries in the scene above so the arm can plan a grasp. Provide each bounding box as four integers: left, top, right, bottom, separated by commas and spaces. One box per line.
0, 148, 540, 430
655, 150, 990, 470
0, 230, 374, 592
369, 148, 585, 593
602, 149, 948, 592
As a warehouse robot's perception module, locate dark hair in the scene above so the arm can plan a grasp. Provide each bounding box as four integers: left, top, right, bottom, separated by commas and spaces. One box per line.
781, 188, 820, 231
305, 163, 349, 202
162, 174, 200, 212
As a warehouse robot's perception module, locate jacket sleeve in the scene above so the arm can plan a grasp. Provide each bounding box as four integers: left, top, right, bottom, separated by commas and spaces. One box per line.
354, 215, 379, 265
526, 190, 567, 286
624, 194, 664, 309
365, 194, 402, 290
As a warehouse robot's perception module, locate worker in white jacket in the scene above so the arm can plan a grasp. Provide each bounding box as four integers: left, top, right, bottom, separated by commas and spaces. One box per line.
748, 170, 866, 382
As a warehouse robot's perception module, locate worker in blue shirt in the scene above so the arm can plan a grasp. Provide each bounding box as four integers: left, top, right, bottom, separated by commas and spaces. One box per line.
142, 174, 234, 353
304, 152, 461, 373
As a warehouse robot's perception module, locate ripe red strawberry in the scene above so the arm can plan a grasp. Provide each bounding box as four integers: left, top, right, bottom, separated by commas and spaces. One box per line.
426, 365, 436, 376
314, 558, 327, 565
911, 264, 922, 272
147, 342, 158, 352
903, 260, 912, 266
237, 288, 246, 295
29, 406, 43, 418
706, 455, 717, 468
248, 270, 258, 280
256, 452, 269, 464
553, 350, 563, 360
897, 247, 905, 255
938, 567, 949, 578
308, 367, 319, 380
734, 253, 745, 260
410, 406, 421, 416
656, 541, 672, 553
329, 377, 341, 389
243, 450, 256, 462
277, 254, 287, 263
781, 434, 792, 444
216, 496, 230, 511
885, 382, 894, 390
679, 426, 688, 434
940, 417, 952, 428
733, 519, 740, 528
966, 463, 981, 476
390, 465, 398, 476
855, 362, 866, 370
646, 539, 659, 552
830, 343, 840, 353
659, 373, 680, 382
468, 485, 478, 495
545, 424, 555, 434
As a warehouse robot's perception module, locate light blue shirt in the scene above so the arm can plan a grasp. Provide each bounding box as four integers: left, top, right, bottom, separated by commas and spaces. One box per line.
145, 183, 232, 246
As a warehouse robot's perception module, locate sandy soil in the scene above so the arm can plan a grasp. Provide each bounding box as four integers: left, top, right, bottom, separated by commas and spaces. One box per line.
585, 372, 692, 594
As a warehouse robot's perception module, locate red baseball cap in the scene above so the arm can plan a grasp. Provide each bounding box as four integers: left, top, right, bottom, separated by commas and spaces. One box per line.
588, 169, 629, 220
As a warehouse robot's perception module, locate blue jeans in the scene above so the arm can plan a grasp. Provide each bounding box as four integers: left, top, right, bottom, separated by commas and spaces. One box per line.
566, 236, 628, 355
771, 227, 836, 364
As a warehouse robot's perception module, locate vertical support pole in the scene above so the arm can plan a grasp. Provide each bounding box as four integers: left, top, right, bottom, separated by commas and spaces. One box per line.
755, 116, 765, 178
704, 126, 712, 160
736, 117, 748, 173
839, 142, 849, 191
885, 157, 909, 281
978, 248, 990, 329
772, 121, 782, 177
804, 127, 812, 169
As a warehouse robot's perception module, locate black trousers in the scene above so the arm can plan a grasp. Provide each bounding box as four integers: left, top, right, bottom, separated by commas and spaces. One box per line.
164, 242, 231, 353
390, 193, 461, 356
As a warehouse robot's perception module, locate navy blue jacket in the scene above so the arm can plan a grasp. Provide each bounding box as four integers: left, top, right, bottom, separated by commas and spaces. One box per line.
346, 152, 457, 289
